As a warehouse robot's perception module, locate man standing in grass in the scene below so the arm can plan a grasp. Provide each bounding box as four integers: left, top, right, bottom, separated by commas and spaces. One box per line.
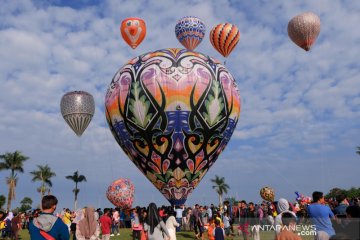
29, 195, 69, 240
99, 208, 112, 240
307, 191, 335, 240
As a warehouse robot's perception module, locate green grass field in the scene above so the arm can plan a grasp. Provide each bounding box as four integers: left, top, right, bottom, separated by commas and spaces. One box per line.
14, 227, 314, 240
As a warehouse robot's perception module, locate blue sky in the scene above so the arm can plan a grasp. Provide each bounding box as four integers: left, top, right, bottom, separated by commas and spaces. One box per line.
0, 0, 359, 210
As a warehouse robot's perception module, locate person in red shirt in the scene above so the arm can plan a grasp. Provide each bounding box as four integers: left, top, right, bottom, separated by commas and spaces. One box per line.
158, 206, 166, 219
99, 208, 112, 240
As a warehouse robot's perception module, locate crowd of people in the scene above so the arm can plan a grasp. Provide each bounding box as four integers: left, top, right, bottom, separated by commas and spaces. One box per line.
0, 191, 359, 240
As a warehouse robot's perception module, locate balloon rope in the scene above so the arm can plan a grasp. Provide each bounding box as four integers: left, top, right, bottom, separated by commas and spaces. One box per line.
259, 155, 298, 198
105, 116, 114, 181
320, 119, 327, 191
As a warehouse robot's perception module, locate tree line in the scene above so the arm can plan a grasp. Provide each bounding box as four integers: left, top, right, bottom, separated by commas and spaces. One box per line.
0, 150, 87, 212
1, 147, 359, 212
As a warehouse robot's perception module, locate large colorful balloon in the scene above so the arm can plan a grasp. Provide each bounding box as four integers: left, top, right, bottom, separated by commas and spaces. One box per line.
175, 16, 205, 50
106, 178, 135, 209
105, 48, 241, 205
288, 12, 321, 51
260, 186, 275, 202
121, 17, 146, 49
60, 91, 95, 136
210, 23, 240, 58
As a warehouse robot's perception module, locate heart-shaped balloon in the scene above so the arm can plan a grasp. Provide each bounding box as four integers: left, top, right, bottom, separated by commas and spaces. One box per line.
120, 17, 146, 49
105, 48, 241, 205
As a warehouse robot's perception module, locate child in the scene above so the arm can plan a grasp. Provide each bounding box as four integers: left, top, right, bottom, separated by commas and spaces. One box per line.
131, 208, 142, 240
276, 212, 302, 240
207, 219, 215, 240
213, 219, 225, 240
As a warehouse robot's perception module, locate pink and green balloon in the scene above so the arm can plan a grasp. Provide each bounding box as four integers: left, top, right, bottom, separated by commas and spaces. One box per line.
106, 178, 135, 209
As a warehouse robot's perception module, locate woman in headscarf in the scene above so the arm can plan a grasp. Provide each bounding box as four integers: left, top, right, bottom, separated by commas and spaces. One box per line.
274, 198, 297, 236
76, 207, 100, 240
165, 209, 179, 240
10, 212, 21, 240
143, 203, 170, 240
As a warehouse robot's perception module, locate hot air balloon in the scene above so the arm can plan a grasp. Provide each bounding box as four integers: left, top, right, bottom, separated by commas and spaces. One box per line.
105, 48, 241, 205
106, 178, 135, 209
121, 17, 146, 49
288, 12, 321, 51
260, 186, 275, 202
210, 23, 240, 58
60, 91, 95, 136
175, 16, 205, 51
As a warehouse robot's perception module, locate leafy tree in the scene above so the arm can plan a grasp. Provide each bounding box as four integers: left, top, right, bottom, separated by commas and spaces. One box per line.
19, 197, 33, 212
0, 150, 29, 211
211, 175, 230, 209
325, 187, 360, 200
66, 170, 87, 210
325, 187, 346, 199
346, 187, 360, 199
224, 197, 237, 205
0, 195, 5, 210
30, 164, 56, 200
357, 146, 360, 156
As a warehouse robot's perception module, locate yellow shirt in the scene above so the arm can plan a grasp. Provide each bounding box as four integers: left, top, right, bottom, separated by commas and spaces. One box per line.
0, 221, 5, 230
62, 212, 72, 225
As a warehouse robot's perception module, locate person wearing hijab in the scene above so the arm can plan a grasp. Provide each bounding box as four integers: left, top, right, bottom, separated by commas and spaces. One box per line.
274, 198, 297, 236
11, 212, 22, 240
76, 207, 100, 240
143, 203, 170, 240
165, 209, 179, 240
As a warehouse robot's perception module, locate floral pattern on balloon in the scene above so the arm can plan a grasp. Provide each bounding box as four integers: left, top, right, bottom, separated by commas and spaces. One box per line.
105, 48, 241, 205
106, 178, 135, 209
175, 16, 205, 50
260, 186, 275, 202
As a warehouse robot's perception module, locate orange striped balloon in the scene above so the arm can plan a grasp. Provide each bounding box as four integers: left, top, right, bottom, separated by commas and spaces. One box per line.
210, 23, 240, 58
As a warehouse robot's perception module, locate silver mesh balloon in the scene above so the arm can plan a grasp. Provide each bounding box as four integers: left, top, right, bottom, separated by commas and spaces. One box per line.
288, 12, 320, 51
60, 91, 95, 136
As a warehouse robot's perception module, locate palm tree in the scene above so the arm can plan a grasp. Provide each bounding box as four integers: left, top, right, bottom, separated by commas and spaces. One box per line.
0, 150, 29, 211
66, 170, 87, 210
30, 164, 56, 201
211, 175, 230, 209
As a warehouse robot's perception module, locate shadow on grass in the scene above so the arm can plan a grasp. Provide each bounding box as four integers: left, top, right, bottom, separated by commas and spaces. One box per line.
177, 232, 196, 239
